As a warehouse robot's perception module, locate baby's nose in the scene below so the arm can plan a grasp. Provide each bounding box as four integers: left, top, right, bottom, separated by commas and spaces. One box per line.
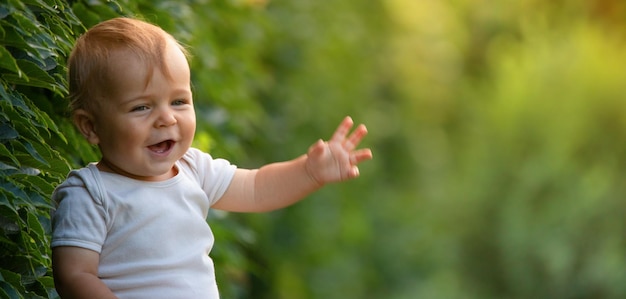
154, 107, 177, 127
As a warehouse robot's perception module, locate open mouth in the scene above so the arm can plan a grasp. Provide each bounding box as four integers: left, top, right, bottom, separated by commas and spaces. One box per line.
148, 140, 175, 154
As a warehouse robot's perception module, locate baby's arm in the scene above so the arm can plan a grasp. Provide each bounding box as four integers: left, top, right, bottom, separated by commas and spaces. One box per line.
212, 116, 373, 212
52, 246, 119, 299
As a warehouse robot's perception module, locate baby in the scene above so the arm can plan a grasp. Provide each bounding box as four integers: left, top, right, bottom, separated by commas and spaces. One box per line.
51, 17, 372, 299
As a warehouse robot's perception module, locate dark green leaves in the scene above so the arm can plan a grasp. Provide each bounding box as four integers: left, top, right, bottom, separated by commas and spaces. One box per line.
0, 1, 80, 298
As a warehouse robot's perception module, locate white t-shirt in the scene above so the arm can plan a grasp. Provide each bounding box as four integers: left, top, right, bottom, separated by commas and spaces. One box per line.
51, 148, 236, 299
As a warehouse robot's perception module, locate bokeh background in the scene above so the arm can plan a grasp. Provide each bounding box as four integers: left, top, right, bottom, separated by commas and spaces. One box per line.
2, 0, 626, 298
199, 1, 626, 298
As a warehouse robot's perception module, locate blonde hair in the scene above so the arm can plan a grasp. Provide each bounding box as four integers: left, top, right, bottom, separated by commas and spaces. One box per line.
68, 17, 187, 113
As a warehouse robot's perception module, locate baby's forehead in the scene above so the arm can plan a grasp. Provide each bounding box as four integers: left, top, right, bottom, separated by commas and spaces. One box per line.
110, 38, 184, 73
100, 42, 189, 97
102, 49, 146, 80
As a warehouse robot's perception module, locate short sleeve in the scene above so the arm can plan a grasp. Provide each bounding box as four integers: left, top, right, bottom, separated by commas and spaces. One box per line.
180, 148, 237, 206
51, 173, 108, 253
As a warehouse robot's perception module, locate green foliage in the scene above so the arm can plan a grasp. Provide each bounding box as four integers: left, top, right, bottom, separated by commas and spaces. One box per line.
0, 0, 85, 298
228, 1, 626, 299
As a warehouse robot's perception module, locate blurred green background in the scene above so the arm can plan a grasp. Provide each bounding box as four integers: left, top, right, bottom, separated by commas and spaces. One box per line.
205, 1, 626, 298
3, 0, 626, 298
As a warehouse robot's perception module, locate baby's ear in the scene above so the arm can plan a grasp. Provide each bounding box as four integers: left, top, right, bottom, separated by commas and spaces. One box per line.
73, 109, 99, 145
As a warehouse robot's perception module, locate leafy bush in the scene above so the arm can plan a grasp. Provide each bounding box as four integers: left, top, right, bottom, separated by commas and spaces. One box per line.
0, 1, 89, 298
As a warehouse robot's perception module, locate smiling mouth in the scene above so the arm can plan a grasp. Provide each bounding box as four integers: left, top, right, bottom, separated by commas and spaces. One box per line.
148, 140, 175, 154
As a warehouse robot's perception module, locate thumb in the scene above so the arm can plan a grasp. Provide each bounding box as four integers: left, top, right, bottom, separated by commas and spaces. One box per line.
308, 139, 326, 158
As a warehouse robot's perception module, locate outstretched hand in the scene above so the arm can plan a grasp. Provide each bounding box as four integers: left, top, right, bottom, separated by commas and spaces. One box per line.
305, 116, 373, 186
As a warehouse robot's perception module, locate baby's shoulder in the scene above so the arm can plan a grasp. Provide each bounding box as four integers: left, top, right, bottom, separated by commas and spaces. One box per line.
178, 147, 236, 181
53, 163, 104, 204
58, 163, 100, 188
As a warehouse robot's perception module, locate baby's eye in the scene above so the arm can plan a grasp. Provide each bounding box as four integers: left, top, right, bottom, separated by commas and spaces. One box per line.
172, 99, 188, 106
131, 105, 149, 112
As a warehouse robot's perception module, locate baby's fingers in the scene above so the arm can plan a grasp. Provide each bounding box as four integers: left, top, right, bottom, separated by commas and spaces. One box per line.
345, 124, 368, 151
350, 148, 373, 165
330, 116, 354, 143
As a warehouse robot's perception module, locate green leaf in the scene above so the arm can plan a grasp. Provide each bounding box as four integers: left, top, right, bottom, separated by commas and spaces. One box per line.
0, 269, 24, 299
0, 21, 29, 49
0, 46, 20, 73
0, 101, 45, 145
13, 174, 54, 209
3, 92, 33, 117
70, 2, 114, 28
40, 14, 75, 52
26, 33, 60, 67
0, 281, 22, 299
0, 209, 19, 234
0, 177, 29, 208
0, 162, 18, 171
0, 143, 20, 167
9, 11, 40, 37
0, 6, 9, 20
19, 0, 59, 14
10, 139, 49, 168
2, 59, 60, 93
26, 212, 46, 243
35, 110, 65, 142
6, 0, 27, 12
36, 276, 55, 292
0, 83, 13, 102
14, 173, 54, 201
0, 122, 19, 141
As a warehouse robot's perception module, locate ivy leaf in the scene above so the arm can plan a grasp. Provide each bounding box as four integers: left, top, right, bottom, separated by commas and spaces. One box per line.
0, 100, 45, 144
0, 192, 13, 210
2, 59, 62, 94
18, 0, 59, 14
36, 276, 56, 294
0, 270, 25, 299
40, 14, 75, 52
0, 6, 9, 20
26, 33, 60, 69
14, 173, 55, 201
0, 177, 28, 209
16, 58, 56, 85
34, 108, 66, 143
0, 20, 29, 50
0, 122, 19, 141
8, 11, 39, 37
0, 143, 20, 167
0, 83, 12, 100
0, 281, 21, 299
0, 162, 18, 171
0, 46, 19, 74
26, 212, 46, 243
70, 2, 106, 28
10, 139, 49, 168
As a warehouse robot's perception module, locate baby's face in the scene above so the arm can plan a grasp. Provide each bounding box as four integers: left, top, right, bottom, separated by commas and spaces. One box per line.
91, 40, 195, 181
